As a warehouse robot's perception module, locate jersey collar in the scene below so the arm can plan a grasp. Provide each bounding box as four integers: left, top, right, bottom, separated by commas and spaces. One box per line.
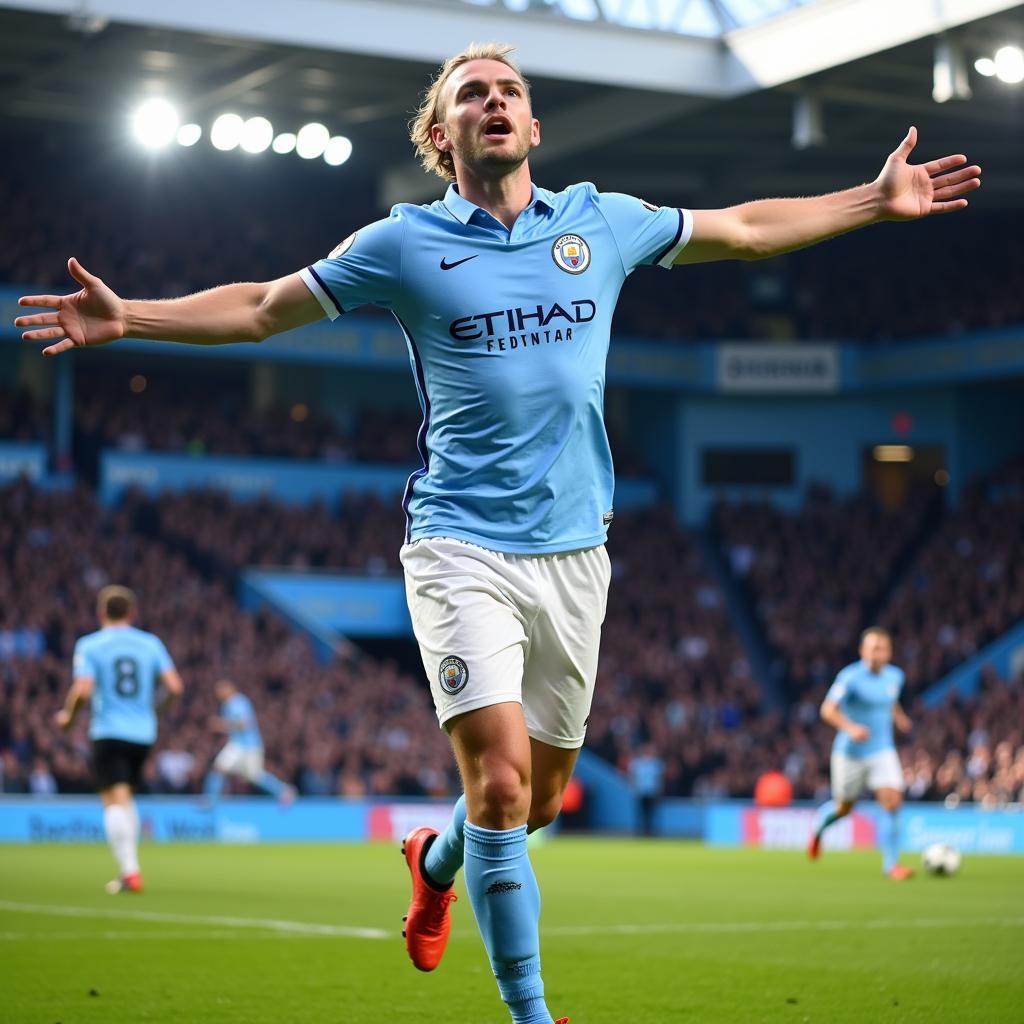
443, 183, 555, 225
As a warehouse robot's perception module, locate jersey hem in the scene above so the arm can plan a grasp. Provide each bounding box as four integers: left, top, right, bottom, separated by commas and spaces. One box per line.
407, 525, 609, 556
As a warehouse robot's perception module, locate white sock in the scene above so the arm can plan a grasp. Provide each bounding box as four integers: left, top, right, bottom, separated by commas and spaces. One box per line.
103, 803, 140, 876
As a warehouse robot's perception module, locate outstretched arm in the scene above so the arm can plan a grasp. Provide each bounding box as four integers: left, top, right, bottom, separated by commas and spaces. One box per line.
16, 259, 324, 357
676, 127, 982, 265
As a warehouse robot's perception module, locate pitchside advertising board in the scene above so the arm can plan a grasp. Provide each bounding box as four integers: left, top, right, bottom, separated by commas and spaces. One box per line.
0, 798, 455, 844
705, 803, 1024, 855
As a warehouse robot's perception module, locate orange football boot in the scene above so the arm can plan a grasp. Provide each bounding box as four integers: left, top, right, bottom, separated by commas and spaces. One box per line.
402, 827, 457, 972
887, 864, 914, 880
105, 872, 143, 894
807, 831, 822, 860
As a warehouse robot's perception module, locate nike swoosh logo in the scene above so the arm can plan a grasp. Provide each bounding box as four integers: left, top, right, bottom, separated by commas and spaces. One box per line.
440, 255, 479, 271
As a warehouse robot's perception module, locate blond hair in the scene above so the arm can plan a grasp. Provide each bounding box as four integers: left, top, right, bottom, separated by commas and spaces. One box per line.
410, 42, 531, 182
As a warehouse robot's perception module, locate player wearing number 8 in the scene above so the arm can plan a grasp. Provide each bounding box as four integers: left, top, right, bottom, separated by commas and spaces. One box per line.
56, 585, 184, 893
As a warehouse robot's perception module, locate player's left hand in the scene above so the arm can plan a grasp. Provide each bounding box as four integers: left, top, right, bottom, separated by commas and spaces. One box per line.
874, 127, 981, 221
55, 708, 73, 731
896, 716, 913, 735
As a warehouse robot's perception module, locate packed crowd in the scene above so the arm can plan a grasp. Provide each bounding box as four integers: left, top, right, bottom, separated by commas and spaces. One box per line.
3, 155, 1023, 344
881, 458, 1024, 699
1, 476, 1021, 809
0, 480, 456, 798
72, 371, 422, 465
712, 484, 935, 699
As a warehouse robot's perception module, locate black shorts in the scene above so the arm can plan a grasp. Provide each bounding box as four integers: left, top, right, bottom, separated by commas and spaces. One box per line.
91, 739, 151, 791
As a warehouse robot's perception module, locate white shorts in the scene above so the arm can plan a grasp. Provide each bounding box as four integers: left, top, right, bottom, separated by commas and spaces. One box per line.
401, 537, 612, 749
830, 749, 904, 802
213, 741, 264, 782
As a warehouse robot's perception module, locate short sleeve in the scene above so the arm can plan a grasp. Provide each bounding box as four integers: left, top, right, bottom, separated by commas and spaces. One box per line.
593, 191, 693, 273
300, 211, 405, 319
72, 640, 94, 680
153, 637, 175, 673
825, 671, 850, 705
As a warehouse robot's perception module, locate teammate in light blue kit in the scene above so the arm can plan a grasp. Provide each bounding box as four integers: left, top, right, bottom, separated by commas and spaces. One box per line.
19, 40, 981, 1024
203, 679, 295, 804
56, 585, 183, 893
809, 627, 914, 879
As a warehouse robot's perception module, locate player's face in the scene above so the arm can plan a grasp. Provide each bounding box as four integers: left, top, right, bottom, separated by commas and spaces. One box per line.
860, 633, 892, 671
436, 59, 539, 178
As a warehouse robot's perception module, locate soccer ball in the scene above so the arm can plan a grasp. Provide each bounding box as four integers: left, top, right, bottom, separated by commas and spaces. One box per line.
922, 842, 962, 876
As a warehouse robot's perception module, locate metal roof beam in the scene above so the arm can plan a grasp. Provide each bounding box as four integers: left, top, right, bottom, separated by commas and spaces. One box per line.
725, 0, 1024, 89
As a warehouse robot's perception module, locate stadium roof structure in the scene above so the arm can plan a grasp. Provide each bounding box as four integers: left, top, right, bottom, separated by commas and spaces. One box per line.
1, 0, 1022, 209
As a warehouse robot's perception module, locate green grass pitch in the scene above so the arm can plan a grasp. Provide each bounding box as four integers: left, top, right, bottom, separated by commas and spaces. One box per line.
1, 839, 1022, 1023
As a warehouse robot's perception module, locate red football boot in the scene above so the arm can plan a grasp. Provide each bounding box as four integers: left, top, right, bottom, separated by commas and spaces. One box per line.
402, 827, 457, 972
887, 864, 914, 881
555, 1018, 571, 1023
105, 872, 143, 894
807, 831, 822, 860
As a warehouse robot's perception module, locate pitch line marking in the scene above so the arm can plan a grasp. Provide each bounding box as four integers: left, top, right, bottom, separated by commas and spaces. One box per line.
543, 916, 1024, 937
0, 900, 389, 939
2, 901, 1021, 942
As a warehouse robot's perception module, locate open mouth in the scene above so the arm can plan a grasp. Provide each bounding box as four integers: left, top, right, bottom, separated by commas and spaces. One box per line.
483, 118, 512, 138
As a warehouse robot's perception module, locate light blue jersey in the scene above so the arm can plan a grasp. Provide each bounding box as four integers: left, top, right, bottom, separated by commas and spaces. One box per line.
222, 693, 262, 750
826, 661, 905, 758
73, 626, 174, 744
300, 183, 692, 554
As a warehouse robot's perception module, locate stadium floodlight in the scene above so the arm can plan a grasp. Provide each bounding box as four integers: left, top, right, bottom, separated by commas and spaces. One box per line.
211, 113, 244, 151
176, 123, 201, 147
974, 57, 996, 77
240, 116, 274, 154
272, 132, 297, 154
131, 98, 180, 150
296, 122, 330, 159
323, 135, 353, 167
993, 45, 1024, 85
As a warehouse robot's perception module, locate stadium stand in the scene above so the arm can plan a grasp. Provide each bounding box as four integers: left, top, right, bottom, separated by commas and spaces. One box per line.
0, 479, 456, 798
711, 483, 937, 698
880, 457, 1024, 699
3, 155, 1023, 343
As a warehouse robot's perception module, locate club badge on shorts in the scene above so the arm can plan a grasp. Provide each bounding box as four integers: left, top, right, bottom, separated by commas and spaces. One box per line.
438, 655, 469, 695
552, 233, 591, 274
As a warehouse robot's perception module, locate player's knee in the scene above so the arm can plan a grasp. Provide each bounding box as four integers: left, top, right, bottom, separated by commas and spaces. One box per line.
527, 794, 561, 832
471, 765, 531, 827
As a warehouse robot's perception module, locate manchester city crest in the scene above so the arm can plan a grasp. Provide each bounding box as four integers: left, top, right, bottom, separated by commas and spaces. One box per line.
329, 232, 357, 259
438, 655, 469, 695
552, 233, 591, 274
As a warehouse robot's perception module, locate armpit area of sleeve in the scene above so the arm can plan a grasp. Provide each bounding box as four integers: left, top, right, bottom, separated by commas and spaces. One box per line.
655, 208, 695, 269
299, 266, 344, 320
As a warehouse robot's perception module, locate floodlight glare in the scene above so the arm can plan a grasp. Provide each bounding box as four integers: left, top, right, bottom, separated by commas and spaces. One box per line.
323, 135, 353, 167
994, 45, 1024, 84
131, 98, 180, 150
296, 122, 330, 159
240, 116, 274, 154
176, 123, 201, 147
974, 57, 996, 77
211, 113, 244, 151
272, 132, 297, 154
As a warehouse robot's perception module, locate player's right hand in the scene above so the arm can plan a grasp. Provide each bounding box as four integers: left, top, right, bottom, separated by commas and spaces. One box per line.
847, 724, 870, 743
15, 257, 125, 357
54, 708, 73, 731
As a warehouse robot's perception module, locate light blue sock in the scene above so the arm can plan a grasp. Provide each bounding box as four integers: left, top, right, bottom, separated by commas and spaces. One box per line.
814, 799, 840, 839
463, 822, 551, 1024
424, 794, 467, 886
880, 809, 900, 873
256, 770, 289, 799
203, 772, 226, 800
